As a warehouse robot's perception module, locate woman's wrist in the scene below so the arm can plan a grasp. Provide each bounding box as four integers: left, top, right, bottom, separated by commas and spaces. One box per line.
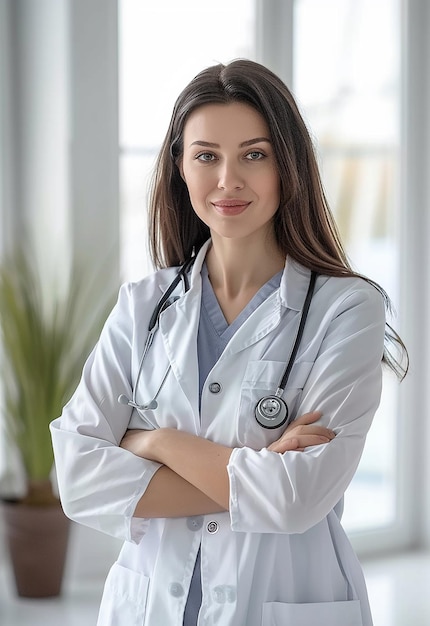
141, 428, 166, 462
150, 429, 194, 465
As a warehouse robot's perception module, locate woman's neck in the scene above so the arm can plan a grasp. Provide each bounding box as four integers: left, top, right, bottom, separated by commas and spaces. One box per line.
205, 234, 285, 323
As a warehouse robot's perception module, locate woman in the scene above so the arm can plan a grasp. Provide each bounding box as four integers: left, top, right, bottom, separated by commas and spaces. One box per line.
51, 60, 407, 625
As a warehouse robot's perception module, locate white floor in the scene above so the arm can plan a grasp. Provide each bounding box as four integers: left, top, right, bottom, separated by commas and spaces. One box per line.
363, 551, 430, 626
0, 550, 429, 625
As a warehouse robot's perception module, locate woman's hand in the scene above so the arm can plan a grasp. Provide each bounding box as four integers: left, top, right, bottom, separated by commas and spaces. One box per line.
267, 411, 335, 453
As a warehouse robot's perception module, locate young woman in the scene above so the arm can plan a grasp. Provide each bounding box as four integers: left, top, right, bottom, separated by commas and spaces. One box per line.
51, 59, 407, 626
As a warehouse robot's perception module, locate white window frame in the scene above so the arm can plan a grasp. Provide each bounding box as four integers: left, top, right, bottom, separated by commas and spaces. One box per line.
398, 0, 430, 552
0, 0, 16, 257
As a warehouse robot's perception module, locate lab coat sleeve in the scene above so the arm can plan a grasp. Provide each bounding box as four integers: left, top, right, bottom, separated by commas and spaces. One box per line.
227, 282, 386, 534
50, 282, 162, 543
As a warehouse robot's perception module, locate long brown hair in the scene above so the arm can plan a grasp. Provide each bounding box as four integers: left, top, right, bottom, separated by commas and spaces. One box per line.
148, 59, 408, 379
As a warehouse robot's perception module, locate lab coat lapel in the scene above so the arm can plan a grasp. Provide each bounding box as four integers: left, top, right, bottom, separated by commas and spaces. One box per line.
279, 258, 313, 311
221, 258, 313, 358
158, 283, 202, 423
221, 293, 284, 357
156, 244, 210, 426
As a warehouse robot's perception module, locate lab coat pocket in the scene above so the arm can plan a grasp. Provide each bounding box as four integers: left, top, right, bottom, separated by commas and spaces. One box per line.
97, 562, 149, 626
237, 360, 313, 448
261, 600, 362, 625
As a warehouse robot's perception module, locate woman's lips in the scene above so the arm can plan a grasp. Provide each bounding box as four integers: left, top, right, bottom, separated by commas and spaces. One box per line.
212, 200, 251, 216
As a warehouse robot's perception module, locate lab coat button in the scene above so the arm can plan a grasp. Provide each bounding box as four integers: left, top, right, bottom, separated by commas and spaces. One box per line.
207, 520, 219, 534
213, 585, 236, 604
186, 515, 203, 531
169, 582, 185, 597
209, 382, 222, 394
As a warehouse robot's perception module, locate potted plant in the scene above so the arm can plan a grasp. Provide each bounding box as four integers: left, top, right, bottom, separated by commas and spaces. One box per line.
0, 248, 115, 597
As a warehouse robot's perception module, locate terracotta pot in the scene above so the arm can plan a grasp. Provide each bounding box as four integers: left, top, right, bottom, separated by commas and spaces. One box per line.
2, 499, 70, 598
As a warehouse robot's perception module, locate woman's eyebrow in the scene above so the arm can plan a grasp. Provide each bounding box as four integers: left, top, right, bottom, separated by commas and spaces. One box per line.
189, 137, 272, 148
239, 137, 271, 148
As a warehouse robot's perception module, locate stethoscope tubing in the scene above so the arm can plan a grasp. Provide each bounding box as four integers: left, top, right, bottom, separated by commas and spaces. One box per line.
148, 256, 194, 332
118, 257, 195, 414
277, 271, 317, 392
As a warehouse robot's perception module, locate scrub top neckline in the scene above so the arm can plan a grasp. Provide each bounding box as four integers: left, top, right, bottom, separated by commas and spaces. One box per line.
200, 262, 283, 342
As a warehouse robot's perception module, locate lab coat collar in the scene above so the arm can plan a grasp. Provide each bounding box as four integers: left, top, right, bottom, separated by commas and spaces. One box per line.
189, 239, 212, 286
155, 240, 210, 296
279, 258, 314, 312
187, 239, 314, 313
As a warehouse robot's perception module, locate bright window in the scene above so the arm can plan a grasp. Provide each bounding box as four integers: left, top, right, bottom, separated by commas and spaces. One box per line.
293, 0, 401, 533
119, 0, 256, 281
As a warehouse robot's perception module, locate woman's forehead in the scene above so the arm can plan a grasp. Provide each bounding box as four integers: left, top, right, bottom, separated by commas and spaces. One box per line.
183, 102, 271, 147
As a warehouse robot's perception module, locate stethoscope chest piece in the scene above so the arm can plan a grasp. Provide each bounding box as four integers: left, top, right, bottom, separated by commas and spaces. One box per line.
254, 270, 317, 431
255, 395, 289, 429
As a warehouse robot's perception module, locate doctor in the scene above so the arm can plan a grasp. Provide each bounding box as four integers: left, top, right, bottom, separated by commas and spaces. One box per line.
50, 60, 407, 626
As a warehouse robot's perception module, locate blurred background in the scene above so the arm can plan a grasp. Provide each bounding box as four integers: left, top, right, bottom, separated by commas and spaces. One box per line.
0, 0, 429, 624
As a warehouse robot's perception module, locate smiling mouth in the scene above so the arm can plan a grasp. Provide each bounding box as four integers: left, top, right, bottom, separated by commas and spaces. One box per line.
212, 200, 251, 216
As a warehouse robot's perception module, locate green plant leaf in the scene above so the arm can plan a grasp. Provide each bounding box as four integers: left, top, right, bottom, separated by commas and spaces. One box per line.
0, 249, 117, 485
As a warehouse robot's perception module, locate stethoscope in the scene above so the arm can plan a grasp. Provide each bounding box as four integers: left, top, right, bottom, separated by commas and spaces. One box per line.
118, 258, 317, 430
118, 257, 195, 414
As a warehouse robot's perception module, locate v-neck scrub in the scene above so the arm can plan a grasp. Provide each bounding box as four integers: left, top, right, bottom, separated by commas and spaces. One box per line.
197, 263, 283, 403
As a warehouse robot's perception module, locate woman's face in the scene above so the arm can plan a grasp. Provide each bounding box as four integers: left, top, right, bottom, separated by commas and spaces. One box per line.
180, 102, 280, 244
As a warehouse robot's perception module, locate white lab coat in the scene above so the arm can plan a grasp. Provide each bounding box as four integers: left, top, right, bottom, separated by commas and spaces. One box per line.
51, 240, 385, 626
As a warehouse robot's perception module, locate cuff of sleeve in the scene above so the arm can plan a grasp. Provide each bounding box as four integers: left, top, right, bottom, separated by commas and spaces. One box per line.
227, 447, 242, 531
227, 446, 295, 534
124, 461, 162, 543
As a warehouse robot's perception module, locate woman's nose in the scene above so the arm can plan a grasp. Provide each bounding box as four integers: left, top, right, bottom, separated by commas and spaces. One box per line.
217, 160, 245, 190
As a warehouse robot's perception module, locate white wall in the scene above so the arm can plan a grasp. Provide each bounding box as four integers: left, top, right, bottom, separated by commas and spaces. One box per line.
69, 0, 120, 285
13, 0, 70, 276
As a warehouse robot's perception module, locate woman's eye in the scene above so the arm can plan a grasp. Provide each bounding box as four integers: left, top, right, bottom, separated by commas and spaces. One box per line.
246, 151, 265, 161
196, 152, 216, 162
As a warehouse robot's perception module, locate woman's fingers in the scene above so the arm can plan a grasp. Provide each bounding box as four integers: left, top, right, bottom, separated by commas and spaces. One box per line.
289, 410, 323, 426
292, 424, 335, 439
268, 433, 333, 453
266, 417, 336, 453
